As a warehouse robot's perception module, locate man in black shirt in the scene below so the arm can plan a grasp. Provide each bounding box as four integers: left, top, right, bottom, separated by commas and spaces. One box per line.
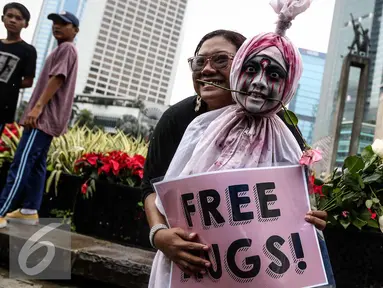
0, 2, 37, 135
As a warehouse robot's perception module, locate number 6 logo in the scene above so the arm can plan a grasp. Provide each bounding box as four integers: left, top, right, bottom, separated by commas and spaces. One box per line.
18, 223, 62, 276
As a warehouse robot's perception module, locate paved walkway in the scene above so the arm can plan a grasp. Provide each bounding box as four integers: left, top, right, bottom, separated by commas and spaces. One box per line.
0, 266, 70, 287
0, 265, 131, 287
0, 222, 155, 287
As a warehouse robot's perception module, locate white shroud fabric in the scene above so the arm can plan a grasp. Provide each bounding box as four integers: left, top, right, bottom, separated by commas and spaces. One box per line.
149, 105, 302, 287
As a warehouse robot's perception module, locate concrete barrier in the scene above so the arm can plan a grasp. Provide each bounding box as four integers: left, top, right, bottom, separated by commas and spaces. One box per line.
0, 222, 155, 287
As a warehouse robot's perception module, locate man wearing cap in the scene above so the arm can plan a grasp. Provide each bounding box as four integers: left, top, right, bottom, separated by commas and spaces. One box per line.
0, 11, 79, 227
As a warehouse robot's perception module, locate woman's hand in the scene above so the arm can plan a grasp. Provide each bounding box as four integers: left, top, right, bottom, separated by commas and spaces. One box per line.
154, 227, 211, 276
305, 210, 327, 230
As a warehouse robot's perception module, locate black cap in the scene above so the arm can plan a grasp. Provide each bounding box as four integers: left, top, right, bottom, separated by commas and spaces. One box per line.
48, 11, 79, 27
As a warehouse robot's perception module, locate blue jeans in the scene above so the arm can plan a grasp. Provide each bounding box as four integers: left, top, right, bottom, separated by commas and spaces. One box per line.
0, 128, 53, 215
318, 231, 336, 287
0, 123, 5, 137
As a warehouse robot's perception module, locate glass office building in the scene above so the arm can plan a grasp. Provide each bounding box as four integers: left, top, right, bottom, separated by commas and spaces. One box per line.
23, 0, 87, 100
288, 48, 326, 145
336, 122, 375, 166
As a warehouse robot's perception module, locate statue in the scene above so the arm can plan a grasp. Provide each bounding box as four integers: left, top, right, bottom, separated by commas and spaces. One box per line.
348, 14, 361, 53
360, 26, 370, 54
348, 13, 370, 56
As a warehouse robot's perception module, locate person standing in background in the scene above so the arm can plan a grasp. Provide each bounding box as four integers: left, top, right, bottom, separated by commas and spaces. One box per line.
0, 11, 79, 228
0, 2, 37, 136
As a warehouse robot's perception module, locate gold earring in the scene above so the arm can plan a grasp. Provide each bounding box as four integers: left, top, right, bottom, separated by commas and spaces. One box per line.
195, 95, 202, 112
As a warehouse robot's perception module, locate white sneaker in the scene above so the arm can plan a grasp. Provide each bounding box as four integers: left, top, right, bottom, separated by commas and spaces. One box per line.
0, 217, 7, 228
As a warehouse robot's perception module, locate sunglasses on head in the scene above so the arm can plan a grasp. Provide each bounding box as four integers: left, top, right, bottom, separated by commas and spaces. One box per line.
188, 52, 235, 72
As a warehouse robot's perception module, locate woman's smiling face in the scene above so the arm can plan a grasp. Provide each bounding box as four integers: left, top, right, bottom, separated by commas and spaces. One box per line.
236, 50, 287, 114
192, 36, 238, 110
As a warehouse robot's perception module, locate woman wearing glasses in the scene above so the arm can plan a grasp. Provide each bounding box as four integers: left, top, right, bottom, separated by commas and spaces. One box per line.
143, 30, 304, 287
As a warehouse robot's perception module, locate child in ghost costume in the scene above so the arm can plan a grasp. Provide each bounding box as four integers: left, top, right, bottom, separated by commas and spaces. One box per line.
149, 0, 336, 287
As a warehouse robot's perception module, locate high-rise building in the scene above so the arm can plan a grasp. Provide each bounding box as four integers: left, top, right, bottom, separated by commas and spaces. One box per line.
288, 48, 326, 145
313, 0, 383, 166
366, 0, 383, 125
23, 0, 87, 100
75, 0, 188, 107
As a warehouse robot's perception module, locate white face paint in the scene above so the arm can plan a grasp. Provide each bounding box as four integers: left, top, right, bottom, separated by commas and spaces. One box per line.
236, 47, 287, 114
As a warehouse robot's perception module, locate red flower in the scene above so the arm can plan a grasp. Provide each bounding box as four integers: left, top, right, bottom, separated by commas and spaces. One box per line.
81, 182, 88, 195
133, 154, 145, 165
313, 184, 323, 196
75, 150, 146, 187
132, 167, 144, 178
110, 159, 119, 170
368, 208, 377, 220
110, 159, 120, 175
308, 175, 324, 197
0, 146, 8, 152
100, 163, 111, 174
137, 169, 144, 179
309, 175, 315, 185
342, 211, 349, 218
2, 123, 19, 139
87, 156, 98, 166
0, 139, 9, 152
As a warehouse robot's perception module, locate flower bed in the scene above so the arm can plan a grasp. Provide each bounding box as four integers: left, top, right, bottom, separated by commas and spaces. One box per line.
74, 151, 145, 198
72, 150, 151, 248
311, 140, 383, 286
0, 123, 151, 249
317, 142, 383, 231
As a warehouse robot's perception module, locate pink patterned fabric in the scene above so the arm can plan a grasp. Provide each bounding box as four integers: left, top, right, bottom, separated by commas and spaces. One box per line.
179, 32, 304, 175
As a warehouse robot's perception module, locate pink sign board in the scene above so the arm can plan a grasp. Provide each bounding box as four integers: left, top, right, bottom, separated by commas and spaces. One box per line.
154, 165, 328, 288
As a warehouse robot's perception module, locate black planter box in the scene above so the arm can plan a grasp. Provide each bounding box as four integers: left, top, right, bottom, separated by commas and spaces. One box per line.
0, 164, 150, 249
73, 180, 151, 249
39, 172, 82, 218
324, 226, 383, 287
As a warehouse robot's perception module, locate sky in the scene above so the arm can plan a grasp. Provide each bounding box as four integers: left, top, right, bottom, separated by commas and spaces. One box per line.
0, 0, 336, 105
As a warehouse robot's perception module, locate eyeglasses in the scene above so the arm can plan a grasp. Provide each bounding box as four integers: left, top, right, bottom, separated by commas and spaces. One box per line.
188, 52, 235, 72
